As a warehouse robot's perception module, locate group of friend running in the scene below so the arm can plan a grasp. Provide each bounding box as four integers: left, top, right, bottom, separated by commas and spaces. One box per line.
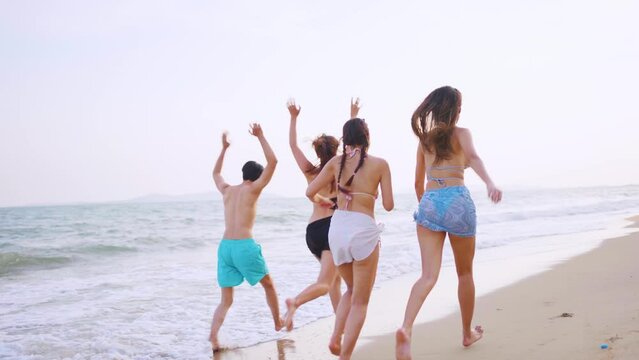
210, 86, 503, 360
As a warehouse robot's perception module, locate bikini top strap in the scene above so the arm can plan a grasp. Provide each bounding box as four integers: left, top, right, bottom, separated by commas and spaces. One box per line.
337, 184, 378, 210
426, 164, 465, 181
427, 165, 466, 173
337, 184, 353, 209
349, 191, 378, 199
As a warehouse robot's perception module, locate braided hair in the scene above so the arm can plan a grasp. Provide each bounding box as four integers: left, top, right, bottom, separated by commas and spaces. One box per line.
337, 118, 369, 188
411, 86, 462, 164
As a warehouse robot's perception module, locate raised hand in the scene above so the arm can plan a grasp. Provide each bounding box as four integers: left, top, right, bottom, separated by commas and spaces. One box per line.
287, 98, 301, 119
487, 183, 502, 204
249, 123, 264, 138
222, 132, 230, 149
350, 97, 361, 119
213, 132, 231, 193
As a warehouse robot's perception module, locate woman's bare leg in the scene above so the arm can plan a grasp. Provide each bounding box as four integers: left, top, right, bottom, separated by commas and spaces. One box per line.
329, 272, 342, 311
338, 245, 380, 360
396, 226, 446, 360
283, 250, 339, 330
329, 262, 353, 356
449, 234, 483, 347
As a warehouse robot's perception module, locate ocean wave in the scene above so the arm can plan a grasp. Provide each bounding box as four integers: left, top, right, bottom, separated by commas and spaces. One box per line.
0, 245, 138, 276
479, 198, 639, 225
0, 252, 72, 275
72, 244, 138, 254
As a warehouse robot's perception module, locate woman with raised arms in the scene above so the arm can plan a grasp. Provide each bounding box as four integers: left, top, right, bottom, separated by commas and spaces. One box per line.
282, 98, 361, 330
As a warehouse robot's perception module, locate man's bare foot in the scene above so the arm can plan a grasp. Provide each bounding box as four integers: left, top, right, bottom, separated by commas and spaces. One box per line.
462, 325, 484, 347
395, 328, 412, 360
328, 333, 341, 356
283, 298, 297, 331
209, 335, 221, 353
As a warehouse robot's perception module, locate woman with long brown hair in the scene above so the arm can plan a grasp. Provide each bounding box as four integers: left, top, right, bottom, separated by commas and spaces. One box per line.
307, 116, 394, 360
396, 86, 502, 359
282, 98, 361, 331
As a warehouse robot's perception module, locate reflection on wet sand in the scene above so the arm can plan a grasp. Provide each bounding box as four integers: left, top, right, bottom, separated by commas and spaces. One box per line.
212, 339, 296, 360
276, 339, 296, 359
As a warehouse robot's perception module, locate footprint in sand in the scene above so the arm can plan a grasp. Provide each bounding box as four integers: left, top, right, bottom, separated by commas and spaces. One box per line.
607, 335, 622, 343
549, 312, 574, 320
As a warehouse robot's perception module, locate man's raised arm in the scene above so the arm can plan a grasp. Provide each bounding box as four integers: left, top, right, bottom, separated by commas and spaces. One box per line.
212, 132, 231, 194
249, 123, 277, 190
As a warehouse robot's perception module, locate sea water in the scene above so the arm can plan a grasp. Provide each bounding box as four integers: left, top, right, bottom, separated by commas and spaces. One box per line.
1, 185, 639, 359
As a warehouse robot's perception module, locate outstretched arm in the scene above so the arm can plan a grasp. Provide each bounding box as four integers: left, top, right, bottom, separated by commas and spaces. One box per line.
414, 143, 426, 201
457, 128, 502, 203
249, 123, 278, 191
287, 99, 314, 174
350, 97, 361, 119
212, 132, 231, 194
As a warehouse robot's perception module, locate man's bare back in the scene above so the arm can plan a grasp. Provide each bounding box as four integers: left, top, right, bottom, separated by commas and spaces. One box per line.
221, 184, 260, 239
213, 124, 277, 239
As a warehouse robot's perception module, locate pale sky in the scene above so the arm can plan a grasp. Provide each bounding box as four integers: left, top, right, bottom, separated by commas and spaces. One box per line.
1, 1, 638, 207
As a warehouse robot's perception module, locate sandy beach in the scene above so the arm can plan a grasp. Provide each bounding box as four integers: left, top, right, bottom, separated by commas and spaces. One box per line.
355, 215, 639, 359
213, 216, 639, 360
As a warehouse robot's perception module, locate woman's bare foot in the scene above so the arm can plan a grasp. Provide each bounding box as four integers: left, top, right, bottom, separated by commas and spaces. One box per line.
462, 325, 484, 347
274, 317, 284, 332
283, 298, 297, 331
395, 328, 412, 360
328, 333, 342, 356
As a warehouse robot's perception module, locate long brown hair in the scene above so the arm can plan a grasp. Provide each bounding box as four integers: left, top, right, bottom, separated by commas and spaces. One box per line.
309, 134, 339, 192
309, 134, 339, 174
411, 86, 462, 164
337, 118, 369, 187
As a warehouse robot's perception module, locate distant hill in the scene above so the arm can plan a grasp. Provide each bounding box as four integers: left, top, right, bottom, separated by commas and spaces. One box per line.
2, 191, 287, 209
126, 192, 220, 203
125, 191, 285, 204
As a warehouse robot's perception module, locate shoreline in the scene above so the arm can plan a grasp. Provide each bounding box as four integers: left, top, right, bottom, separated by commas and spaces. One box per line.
212, 216, 639, 359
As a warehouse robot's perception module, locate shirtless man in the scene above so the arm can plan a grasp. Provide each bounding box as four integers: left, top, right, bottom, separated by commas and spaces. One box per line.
209, 123, 282, 352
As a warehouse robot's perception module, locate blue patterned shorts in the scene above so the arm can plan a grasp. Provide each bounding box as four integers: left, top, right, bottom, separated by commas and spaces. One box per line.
414, 186, 476, 237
